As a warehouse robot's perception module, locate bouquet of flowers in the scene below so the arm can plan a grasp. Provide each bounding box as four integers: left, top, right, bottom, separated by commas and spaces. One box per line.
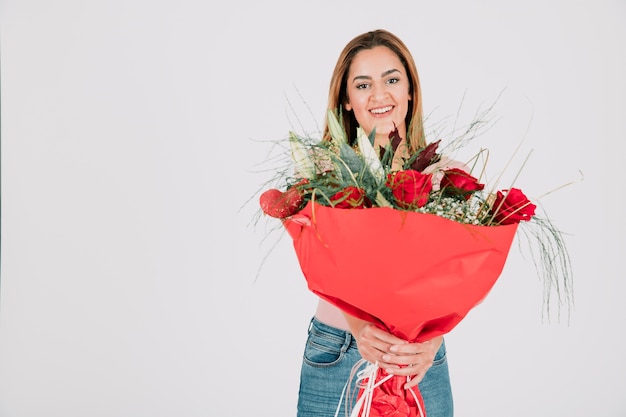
260, 109, 539, 226
257, 109, 572, 417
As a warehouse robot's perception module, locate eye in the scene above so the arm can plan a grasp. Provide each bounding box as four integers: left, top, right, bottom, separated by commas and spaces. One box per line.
386, 77, 400, 85
356, 82, 370, 90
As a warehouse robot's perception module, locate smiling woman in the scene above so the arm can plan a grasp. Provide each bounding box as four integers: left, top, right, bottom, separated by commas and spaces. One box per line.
344, 47, 412, 151
293, 29, 454, 417
325, 29, 426, 154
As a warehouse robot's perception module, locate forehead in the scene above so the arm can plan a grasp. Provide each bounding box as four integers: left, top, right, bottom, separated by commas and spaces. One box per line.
348, 46, 405, 77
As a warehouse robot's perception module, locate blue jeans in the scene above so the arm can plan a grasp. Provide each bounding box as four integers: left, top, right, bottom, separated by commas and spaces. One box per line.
297, 317, 453, 417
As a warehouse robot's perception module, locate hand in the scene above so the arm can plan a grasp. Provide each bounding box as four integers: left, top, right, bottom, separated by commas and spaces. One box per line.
384, 336, 443, 389
344, 316, 443, 389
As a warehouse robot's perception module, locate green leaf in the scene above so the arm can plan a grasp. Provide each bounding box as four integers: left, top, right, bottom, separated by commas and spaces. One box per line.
336, 142, 364, 184
374, 190, 394, 208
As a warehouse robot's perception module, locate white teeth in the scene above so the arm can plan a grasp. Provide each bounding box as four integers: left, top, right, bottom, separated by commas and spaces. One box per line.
370, 106, 392, 114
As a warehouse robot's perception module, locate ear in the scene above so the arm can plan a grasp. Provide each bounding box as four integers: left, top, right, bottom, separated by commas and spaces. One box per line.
344, 101, 352, 111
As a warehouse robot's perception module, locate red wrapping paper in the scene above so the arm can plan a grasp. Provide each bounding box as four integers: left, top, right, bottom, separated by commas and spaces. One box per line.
283, 201, 518, 416
359, 370, 426, 417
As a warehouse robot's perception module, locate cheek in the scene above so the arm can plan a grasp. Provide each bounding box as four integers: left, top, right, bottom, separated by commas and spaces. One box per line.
353, 108, 373, 128
398, 91, 411, 108
397, 97, 411, 120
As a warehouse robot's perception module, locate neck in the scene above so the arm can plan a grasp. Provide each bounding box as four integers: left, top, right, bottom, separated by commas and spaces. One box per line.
373, 133, 390, 151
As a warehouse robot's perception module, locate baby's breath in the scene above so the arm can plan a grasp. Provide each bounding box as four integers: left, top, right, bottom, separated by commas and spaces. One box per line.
416, 197, 484, 225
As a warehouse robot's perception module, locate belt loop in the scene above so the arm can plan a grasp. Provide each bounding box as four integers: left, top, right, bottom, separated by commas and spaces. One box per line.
342, 331, 352, 353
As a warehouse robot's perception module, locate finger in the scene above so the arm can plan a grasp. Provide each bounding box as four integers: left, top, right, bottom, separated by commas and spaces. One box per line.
382, 353, 419, 366
404, 373, 425, 389
386, 360, 429, 374
389, 339, 432, 355
356, 338, 396, 365
382, 345, 436, 365
358, 337, 392, 360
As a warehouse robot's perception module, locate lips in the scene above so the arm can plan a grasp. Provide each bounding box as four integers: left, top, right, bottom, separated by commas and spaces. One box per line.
370, 105, 393, 115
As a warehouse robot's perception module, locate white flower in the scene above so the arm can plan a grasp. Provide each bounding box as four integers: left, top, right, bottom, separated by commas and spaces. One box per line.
326, 109, 347, 145
289, 132, 316, 179
356, 127, 385, 184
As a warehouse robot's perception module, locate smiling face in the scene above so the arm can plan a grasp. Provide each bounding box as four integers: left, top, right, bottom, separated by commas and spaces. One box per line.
344, 46, 411, 148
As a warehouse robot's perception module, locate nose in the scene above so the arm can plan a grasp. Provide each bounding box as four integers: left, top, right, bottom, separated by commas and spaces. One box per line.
371, 83, 387, 102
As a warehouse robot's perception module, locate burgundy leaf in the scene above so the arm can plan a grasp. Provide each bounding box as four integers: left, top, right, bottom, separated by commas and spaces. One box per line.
389, 125, 403, 154
410, 140, 441, 172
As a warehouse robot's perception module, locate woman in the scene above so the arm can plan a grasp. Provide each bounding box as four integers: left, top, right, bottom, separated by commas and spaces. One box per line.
296, 29, 454, 417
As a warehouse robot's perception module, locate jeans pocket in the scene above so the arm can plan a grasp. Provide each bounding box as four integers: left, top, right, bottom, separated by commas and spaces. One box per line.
302, 324, 350, 368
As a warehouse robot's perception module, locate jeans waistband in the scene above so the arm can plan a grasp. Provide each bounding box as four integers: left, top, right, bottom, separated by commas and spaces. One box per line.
309, 316, 356, 348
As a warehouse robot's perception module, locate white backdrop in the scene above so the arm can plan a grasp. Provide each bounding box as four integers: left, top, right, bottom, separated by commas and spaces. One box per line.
1, 1, 625, 416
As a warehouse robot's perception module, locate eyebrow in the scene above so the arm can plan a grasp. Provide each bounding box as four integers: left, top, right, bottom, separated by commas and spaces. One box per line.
352, 68, 401, 83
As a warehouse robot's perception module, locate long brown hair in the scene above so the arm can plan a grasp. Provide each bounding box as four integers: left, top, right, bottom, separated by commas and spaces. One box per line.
323, 29, 425, 151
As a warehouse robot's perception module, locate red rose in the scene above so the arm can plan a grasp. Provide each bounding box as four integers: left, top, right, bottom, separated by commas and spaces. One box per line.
492, 188, 536, 224
385, 170, 433, 209
329, 186, 369, 209
440, 168, 485, 200
259, 182, 306, 218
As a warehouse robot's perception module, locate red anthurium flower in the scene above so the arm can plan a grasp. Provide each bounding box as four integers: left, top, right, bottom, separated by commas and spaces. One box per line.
440, 168, 485, 200
330, 186, 369, 209
386, 170, 433, 209
492, 188, 536, 224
